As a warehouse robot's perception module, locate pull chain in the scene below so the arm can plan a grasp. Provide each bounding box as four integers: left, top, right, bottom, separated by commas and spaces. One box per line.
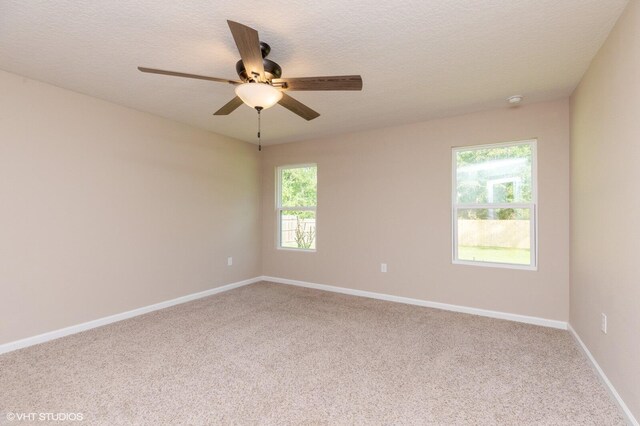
255, 106, 263, 151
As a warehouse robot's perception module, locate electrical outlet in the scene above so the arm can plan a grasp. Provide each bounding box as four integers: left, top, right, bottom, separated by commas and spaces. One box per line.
227, 257, 233, 266
601, 313, 607, 334
381, 263, 387, 273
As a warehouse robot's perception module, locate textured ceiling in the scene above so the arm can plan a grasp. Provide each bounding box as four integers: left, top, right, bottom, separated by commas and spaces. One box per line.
0, 0, 629, 145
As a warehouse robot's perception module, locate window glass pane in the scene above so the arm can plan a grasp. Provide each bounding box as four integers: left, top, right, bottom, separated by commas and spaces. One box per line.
280, 210, 316, 250
456, 144, 532, 204
457, 208, 531, 265
280, 166, 317, 207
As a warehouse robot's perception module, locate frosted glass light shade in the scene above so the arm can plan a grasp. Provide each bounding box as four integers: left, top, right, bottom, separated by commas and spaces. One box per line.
235, 83, 283, 109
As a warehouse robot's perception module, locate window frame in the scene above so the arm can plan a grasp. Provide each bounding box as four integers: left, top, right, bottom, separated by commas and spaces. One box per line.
451, 139, 538, 270
276, 163, 318, 252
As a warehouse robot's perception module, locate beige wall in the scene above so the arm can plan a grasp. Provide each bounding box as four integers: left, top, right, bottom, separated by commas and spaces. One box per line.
262, 99, 570, 321
570, 0, 640, 419
0, 70, 261, 344
0, 70, 572, 345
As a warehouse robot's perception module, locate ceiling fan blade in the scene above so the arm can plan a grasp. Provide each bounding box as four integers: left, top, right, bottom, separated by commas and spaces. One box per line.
213, 97, 244, 115
272, 75, 363, 91
278, 93, 320, 121
227, 20, 265, 82
138, 67, 241, 85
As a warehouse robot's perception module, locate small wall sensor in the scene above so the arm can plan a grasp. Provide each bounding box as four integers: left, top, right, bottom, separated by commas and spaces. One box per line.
507, 95, 524, 105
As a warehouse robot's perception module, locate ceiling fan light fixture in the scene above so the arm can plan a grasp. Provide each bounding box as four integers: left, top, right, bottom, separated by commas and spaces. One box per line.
235, 83, 282, 109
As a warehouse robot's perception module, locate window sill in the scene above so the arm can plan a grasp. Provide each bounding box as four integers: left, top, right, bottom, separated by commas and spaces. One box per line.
277, 247, 317, 253
452, 259, 537, 271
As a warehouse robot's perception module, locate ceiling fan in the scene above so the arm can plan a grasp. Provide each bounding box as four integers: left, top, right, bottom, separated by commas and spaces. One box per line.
138, 20, 363, 123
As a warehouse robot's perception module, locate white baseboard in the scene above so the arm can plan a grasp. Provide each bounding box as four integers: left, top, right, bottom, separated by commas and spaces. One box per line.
261, 276, 568, 330
0, 276, 262, 355
0, 275, 568, 354
568, 324, 638, 426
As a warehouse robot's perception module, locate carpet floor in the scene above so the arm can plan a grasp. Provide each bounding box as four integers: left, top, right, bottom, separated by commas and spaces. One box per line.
0, 282, 625, 425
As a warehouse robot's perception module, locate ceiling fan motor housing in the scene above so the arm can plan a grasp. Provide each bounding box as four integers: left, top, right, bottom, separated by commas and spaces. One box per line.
235, 41, 282, 81
236, 59, 282, 81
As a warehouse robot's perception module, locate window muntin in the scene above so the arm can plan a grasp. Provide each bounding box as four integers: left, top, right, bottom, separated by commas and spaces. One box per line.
277, 165, 317, 251
452, 141, 537, 269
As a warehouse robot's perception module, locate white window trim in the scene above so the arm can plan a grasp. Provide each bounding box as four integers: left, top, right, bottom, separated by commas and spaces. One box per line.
276, 163, 317, 252
451, 139, 538, 271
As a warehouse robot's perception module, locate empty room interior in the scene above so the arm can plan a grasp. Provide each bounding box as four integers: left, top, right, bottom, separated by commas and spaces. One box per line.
1, 1, 639, 424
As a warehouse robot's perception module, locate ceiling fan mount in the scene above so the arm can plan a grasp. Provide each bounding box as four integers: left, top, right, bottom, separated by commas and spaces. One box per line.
235, 42, 282, 82
138, 20, 363, 121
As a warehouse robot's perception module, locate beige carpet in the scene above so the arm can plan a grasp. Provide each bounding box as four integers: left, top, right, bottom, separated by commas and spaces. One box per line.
0, 282, 625, 425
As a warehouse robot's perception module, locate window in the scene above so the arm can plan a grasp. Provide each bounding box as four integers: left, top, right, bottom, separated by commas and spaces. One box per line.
277, 164, 317, 250
452, 140, 537, 269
